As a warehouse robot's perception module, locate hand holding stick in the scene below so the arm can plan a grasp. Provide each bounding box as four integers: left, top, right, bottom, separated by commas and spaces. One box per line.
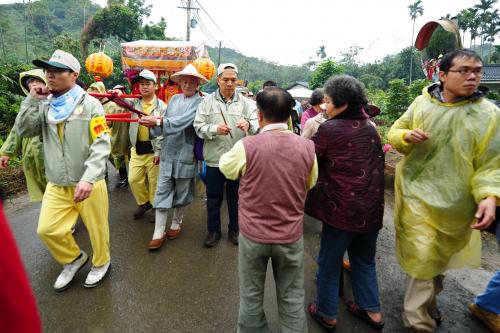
219, 110, 233, 138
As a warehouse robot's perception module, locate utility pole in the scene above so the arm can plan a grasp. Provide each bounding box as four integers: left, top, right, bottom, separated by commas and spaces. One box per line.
22, 0, 29, 64
217, 41, 221, 67
0, 28, 6, 60
178, 0, 199, 41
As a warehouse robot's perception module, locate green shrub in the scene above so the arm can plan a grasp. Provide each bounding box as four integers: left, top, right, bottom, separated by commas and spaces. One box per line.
384, 79, 409, 123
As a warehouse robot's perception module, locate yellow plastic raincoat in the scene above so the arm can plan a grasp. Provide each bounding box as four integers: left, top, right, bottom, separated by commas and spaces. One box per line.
88, 82, 131, 167
388, 84, 500, 280
0, 69, 47, 202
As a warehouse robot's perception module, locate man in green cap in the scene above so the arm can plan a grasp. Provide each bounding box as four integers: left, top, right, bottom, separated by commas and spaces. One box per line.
15, 49, 112, 291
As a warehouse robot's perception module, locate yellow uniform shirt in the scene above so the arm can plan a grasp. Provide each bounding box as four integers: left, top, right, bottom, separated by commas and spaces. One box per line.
137, 98, 155, 141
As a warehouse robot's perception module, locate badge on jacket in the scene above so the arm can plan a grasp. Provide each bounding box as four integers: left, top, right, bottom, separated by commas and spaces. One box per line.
90, 116, 110, 141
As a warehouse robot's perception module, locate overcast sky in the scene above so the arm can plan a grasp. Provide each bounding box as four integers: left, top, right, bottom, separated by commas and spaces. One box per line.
2, 0, 499, 65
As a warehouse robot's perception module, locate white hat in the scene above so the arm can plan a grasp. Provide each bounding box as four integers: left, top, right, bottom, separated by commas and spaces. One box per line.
133, 69, 157, 83
170, 64, 208, 85
112, 84, 126, 90
33, 49, 81, 73
217, 63, 238, 76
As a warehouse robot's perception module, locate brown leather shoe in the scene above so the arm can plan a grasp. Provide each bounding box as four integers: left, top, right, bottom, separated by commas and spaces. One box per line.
468, 303, 500, 333
166, 227, 181, 240
148, 233, 166, 251
204, 231, 221, 247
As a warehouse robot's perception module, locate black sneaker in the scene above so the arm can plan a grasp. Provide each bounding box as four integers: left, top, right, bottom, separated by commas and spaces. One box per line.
116, 179, 128, 189
133, 202, 152, 219
204, 231, 221, 248
228, 230, 239, 245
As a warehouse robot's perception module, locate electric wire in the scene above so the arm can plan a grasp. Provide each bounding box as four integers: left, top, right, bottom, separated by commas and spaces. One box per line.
194, 0, 241, 52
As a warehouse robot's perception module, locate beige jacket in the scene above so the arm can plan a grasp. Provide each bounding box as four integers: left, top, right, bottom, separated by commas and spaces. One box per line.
193, 91, 258, 167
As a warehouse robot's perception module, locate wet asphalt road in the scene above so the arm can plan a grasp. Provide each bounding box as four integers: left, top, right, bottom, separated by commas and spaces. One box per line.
5, 170, 495, 333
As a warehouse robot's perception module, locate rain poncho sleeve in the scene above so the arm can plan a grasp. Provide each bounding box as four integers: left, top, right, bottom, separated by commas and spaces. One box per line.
0, 129, 22, 157
387, 100, 417, 155
14, 95, 44, 138
106, 102, 131, 157
388, 90, 500, 280
470, 118, 500, 205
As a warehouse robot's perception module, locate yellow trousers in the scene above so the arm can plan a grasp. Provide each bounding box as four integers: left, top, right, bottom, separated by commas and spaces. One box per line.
37, 180, 110, 267
129, 147, 158, 205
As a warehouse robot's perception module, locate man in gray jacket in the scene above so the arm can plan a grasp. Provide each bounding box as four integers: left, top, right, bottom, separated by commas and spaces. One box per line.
15, 50, 111, 291
193, 63, 258, 247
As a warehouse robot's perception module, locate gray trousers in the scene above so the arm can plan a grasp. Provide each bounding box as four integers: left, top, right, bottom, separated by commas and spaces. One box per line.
238, 234, 308, 333
153, 176, 194, 209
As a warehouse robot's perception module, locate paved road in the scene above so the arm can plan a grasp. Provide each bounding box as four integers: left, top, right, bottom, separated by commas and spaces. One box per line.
5, 171, 495, 333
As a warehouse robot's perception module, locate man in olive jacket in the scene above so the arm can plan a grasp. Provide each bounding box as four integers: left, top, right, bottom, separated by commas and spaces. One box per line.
193, 63, 258, 247
14, 50, 111, 291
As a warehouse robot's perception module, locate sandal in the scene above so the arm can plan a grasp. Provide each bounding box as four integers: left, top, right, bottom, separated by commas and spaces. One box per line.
307, 303, 336, 332
346, 301, 385, 330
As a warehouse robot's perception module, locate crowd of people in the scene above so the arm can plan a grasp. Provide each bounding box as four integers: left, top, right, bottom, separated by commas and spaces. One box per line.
0, 48, 499, 333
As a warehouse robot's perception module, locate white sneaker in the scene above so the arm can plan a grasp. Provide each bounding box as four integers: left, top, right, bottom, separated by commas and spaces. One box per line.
53, 251, 89, 291
84, 262, 111, 288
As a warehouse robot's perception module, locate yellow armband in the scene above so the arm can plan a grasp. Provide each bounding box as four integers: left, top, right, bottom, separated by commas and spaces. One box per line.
90, 116, 110, 141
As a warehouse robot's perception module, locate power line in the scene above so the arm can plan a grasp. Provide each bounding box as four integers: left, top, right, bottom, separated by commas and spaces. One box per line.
193, 11, 218, 46
194, 0, 241, 53
196, 23, 218, 46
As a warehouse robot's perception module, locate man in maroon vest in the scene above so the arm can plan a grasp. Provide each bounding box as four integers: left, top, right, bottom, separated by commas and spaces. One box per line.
219, 87, 318, 332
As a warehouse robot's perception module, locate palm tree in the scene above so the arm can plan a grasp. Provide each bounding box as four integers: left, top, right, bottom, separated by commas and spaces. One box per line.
473, 0, 497, 57
468, 8, 481, 48
408, 0, 424, 84
316, 45, 327, 60
484, 9, 500, 62
457, 8, 475, 46
474, 0, 497, 16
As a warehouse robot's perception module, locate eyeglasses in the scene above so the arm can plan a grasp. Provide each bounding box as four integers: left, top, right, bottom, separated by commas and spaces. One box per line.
447, 68, 484, 77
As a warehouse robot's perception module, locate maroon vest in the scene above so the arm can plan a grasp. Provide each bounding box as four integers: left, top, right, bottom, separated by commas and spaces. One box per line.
239, 131, 315, 244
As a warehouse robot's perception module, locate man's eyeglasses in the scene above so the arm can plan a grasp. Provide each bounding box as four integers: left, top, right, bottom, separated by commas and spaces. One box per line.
447, 68, 484, 77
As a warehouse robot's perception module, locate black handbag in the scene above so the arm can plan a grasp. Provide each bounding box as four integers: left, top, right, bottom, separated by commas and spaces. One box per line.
135, 140, 154, 155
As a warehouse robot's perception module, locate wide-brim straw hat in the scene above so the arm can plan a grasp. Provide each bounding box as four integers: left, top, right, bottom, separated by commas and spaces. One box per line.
170, 64, 208, 85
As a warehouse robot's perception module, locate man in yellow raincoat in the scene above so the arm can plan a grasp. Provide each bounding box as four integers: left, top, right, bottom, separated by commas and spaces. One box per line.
87, 82, 130, 187
109, 85, 130, 188
0, 69, 47, 202
388, 49, 500, 333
